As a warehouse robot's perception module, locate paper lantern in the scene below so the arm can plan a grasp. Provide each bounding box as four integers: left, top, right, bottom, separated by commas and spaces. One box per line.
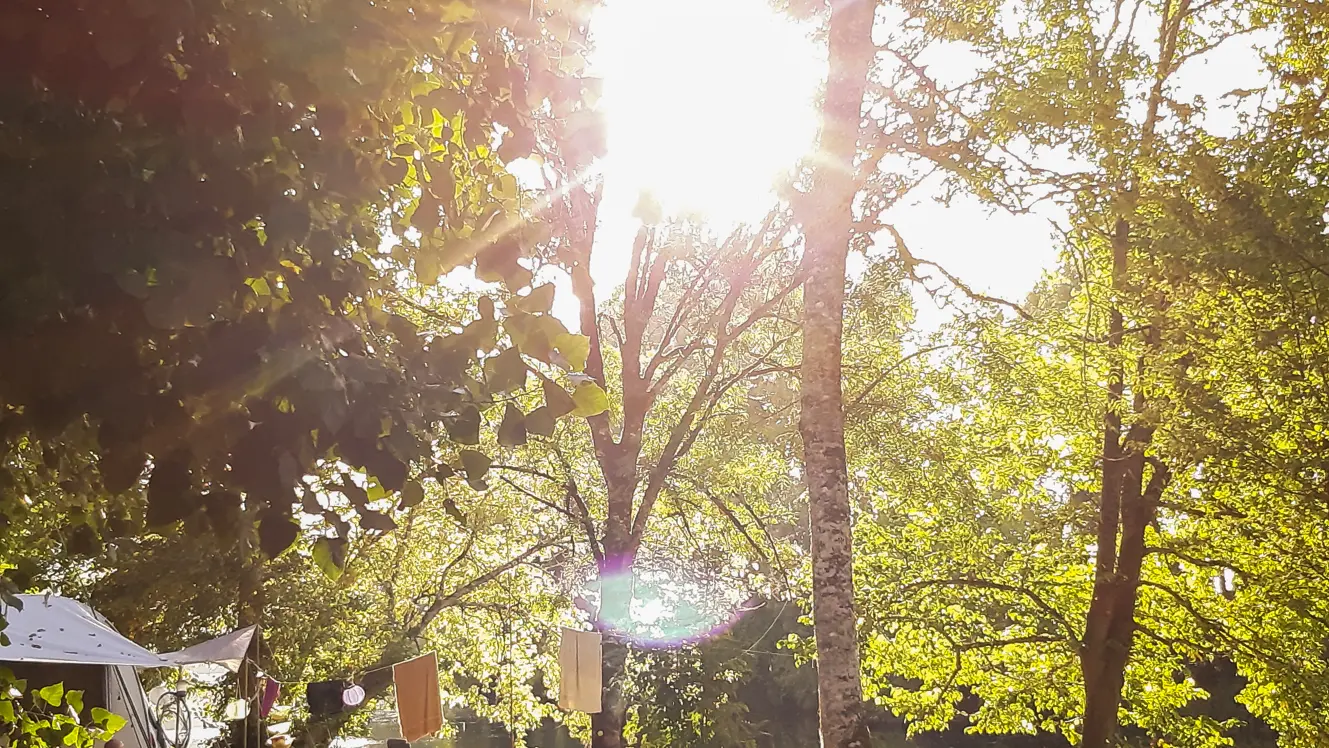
341, 684, 365, 707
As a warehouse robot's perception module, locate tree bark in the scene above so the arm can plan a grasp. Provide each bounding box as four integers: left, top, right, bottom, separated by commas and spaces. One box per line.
1078, 217, 1170, 748
590, 483, 636, 748
799, 1, 876, 746
589, 559, 631, 748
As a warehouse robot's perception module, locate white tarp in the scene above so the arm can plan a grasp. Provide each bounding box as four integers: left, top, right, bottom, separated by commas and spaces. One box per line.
0, 595, 170, 667
162, 625, 256, 673
106, 664, 160, 748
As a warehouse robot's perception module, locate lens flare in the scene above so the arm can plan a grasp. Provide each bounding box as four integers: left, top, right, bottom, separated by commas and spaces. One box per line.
591, 568, 749, 648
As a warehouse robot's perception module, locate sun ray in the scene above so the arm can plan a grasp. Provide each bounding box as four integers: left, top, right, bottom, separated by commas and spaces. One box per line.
591, 0, 825, 224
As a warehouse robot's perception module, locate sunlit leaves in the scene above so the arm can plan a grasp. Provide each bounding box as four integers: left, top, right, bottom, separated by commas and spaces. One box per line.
0, 0, 598, 570
312, 537, 347, 581
35, 684, 62, 708
571, 382, 610, 417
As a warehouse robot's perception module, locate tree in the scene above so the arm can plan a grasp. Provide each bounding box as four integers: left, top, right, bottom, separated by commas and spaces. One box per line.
484, 206, 807, 747
0, 0, 593, 571
796, 0, 878, 744
842, 2, 1329, 743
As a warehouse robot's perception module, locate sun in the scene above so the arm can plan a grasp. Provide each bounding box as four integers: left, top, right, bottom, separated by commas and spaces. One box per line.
591, 0, 824, 224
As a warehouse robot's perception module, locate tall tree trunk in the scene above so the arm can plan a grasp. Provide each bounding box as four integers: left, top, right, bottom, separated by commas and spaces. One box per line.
591, 484, 636, 748
589, 573, 630, 748
800, 1, 875, 746
1078, 218, 1170, 748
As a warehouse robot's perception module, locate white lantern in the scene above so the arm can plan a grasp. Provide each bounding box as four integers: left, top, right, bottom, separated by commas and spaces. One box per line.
341, 684, 365, 707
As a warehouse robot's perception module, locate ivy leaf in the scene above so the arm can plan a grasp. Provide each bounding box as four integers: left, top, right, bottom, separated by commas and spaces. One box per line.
399, 480, 426, 509
460, 449, 491, 491
37, 682, 64, 707
312, 537, 347, 581
497, 404, 527, 447
572, 382, 610, 417
553, 333, 590, 372
0, 700, 13, 722
446, 404, 482, 445
484, 347, 527, 393
542, 380, 577, 419
525, 406, 556, 437
91, 708, 126, 735
65, 690, 83, 714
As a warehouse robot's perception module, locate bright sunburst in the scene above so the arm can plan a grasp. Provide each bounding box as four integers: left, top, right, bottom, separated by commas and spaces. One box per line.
591, 0, 824, 223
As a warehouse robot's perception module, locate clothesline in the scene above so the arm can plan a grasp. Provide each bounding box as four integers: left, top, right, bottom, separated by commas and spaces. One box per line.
239, 656, 396, 688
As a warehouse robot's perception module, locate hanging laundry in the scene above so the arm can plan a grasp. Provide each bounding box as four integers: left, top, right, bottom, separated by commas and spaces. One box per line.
259, 677, 280, 718
558, 628, 602, 714
306, 680, 346, 716
392, 654, 442, 741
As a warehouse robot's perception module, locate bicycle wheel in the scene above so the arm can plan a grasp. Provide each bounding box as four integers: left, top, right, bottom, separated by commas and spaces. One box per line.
155, 691, 192, 748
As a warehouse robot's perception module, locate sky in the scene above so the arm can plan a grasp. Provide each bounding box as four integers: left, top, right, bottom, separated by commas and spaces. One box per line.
565, 0, 1278, 333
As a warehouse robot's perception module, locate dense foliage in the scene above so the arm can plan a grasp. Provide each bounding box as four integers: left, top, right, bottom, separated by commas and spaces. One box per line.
0, 0, 595, 566
6, 0, 1329, 747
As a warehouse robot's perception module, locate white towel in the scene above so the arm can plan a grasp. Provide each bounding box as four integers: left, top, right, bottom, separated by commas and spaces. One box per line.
557, 628, 602, 714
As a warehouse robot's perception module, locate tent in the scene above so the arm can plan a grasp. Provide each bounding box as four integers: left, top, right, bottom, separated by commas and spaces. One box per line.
0, 595, 256, 748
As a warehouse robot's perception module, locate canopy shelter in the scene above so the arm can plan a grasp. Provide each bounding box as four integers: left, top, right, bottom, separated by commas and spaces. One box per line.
0, 594, 256, 670
1, 595, 258, 748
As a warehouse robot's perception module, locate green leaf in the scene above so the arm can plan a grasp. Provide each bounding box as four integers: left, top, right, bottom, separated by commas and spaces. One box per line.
91, 708, 126, 735
38, 683, 64, 707
553, 333, 590, 372
542, 380, 577, 419
65, 690, 83, 714
512, 284, 556, 314
446, 404, 482, 445
460, 450, 491, 491
0, 699, 15, 722
497, 404, 527, 447
525, 406, 556, 437
572, 382, 609, 417
483, 347, 527, 393
312, 537, 345, 581
399, 480, 426, 509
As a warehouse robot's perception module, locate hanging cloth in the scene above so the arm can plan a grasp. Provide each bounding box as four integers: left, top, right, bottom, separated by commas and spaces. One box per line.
393, 654, 442, 741
306, 680, 346, 716
557, 628, 602, 714
259, 677, 280, 718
